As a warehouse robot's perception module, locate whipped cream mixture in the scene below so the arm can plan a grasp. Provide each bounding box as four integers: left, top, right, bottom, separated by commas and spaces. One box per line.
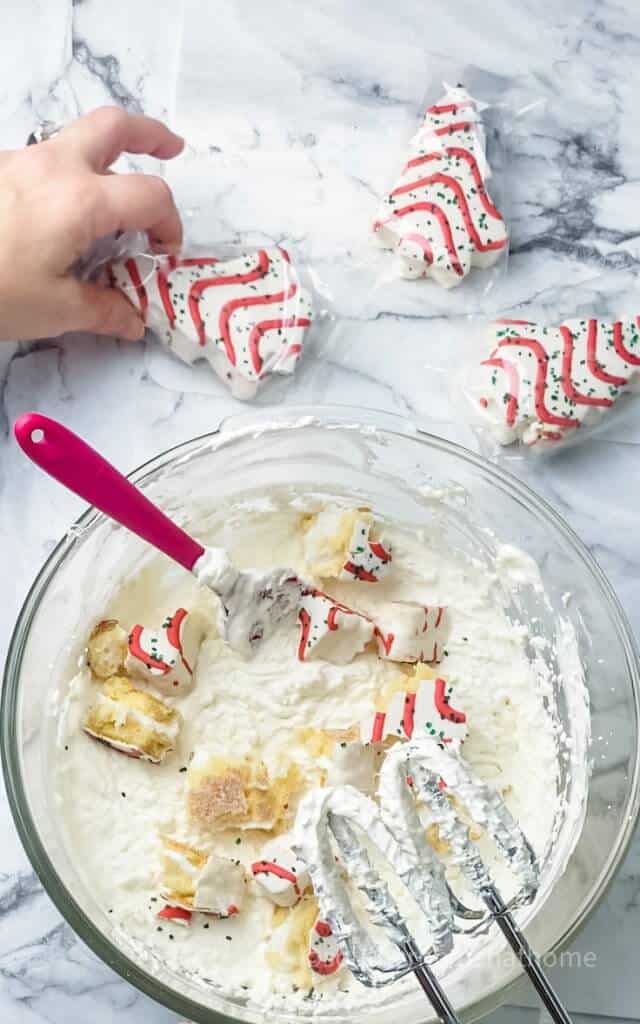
54, 492, 568, 1016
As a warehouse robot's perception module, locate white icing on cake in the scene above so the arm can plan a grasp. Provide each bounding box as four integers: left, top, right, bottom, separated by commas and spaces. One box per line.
126, 608, 205, 693
472, 316, 640, 447
302, 504, 393, 583
373, 601, 447, 663
359, 671, 467, 748
251, 834, 311, 907
110, 248, 313, 400
296, 589, 373, 663
373, 86, 507, 287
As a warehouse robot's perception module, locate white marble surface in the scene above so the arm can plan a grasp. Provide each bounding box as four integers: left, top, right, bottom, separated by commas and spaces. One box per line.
1, 1, 640, 1021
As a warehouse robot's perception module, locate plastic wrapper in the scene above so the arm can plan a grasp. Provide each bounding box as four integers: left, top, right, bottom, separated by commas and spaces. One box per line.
365, 62, 515, 310
456, 310, 640, 458
372, 79, 508, 292
76, 232, 323, 403
108, 241, 318, 401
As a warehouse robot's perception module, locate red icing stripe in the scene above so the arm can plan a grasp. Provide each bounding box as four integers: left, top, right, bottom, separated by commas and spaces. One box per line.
405, 147, 503, 220
434, 678, 466, 724
251, 861, 300, 896
177, 257, 220, 267
309, 950, 343, 976
481, 357, 520, 427
368, 540, 392, 562
158, 905, 192, 922
559, 326, 614, 407
371, 711, 386, 743
156, 268, 176, 327
123, 259, 149, 319
342, 560, 377, 582
613, 320, 640, 366
496, 318, 534, 325
434, 607, 444, 628
426, 101, 474, 116
403, 692, 417, 738
373, 626, 394, 655
188, 250, 270, 347
376, 201, 464, 276
326, 607, 341, 631
585, 319, 627, 386
247, 316, 312, 375
391, 173, 506, 253
433, 120, 473, 137
166, 608, 193, 676
401, 231, 434, 265
166, 608, 187, 652
219, 282, 298, 367
297, 608, 311, 662
128, 624, 171, 673
495, 338, 580, 430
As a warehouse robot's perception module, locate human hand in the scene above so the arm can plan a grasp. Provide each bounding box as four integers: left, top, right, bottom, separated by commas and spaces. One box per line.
0, 106, 184, 343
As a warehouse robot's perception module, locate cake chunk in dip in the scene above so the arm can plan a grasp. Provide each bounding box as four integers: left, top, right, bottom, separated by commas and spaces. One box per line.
54, 490, 566, 1013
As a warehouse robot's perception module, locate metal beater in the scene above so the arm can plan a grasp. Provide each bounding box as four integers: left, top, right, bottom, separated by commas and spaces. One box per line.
294, 737, 572, 1024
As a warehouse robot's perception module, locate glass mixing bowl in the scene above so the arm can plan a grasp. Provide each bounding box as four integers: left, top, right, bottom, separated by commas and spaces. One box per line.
3, 406, 639, 1024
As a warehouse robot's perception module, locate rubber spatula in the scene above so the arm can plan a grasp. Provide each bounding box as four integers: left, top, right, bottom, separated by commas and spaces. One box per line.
14, 412, 304, 657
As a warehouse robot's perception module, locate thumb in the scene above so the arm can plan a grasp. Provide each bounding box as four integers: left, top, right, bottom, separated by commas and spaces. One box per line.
62, 279, 146, 341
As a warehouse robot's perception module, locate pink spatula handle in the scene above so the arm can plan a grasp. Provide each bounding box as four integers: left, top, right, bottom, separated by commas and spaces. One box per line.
14, 412, 205, 572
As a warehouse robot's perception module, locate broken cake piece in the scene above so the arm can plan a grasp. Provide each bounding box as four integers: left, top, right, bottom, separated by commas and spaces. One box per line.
301, 505, 392, 582
186, 753, 300, 832
373, 602, 447, 663
126, 608, 205, 694
309, 916, 345, 977
297, 589, 373, 664
87, 620, 128, 680
160, 836, 246, 917
264, 897, 320, 989
83, 676, 181, 763
251, 834, 311, 907
360, 665, 467, 748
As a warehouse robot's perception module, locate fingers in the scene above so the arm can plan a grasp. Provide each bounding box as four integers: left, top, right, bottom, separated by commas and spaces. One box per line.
93, 172, 183, 252
60, 279, 146, 341
56, 107, 184, 171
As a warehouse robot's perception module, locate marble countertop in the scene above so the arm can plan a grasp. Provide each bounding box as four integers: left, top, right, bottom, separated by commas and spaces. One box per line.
2, 1, 640, 1022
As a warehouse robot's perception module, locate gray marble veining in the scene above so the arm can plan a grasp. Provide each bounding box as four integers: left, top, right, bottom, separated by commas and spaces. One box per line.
1, 1, 640, 1022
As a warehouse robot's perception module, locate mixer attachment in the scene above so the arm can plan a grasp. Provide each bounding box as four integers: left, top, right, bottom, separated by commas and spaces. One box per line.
379, 738, 539, 918
294, 784, 461, 1021
294, 737, 572, 1024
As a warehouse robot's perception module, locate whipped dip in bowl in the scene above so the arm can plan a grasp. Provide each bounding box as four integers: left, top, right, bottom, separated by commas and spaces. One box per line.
3, 405, 639, 1024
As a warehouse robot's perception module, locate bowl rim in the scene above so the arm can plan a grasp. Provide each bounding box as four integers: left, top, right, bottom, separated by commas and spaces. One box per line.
3, 403, 640, 1024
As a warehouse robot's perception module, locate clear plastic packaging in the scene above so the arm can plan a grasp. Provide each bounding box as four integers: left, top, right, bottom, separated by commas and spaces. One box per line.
75, 231, 324, 403
371, 68, 510, 295
107, 240, 319, 401
457, 312, 640, 457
